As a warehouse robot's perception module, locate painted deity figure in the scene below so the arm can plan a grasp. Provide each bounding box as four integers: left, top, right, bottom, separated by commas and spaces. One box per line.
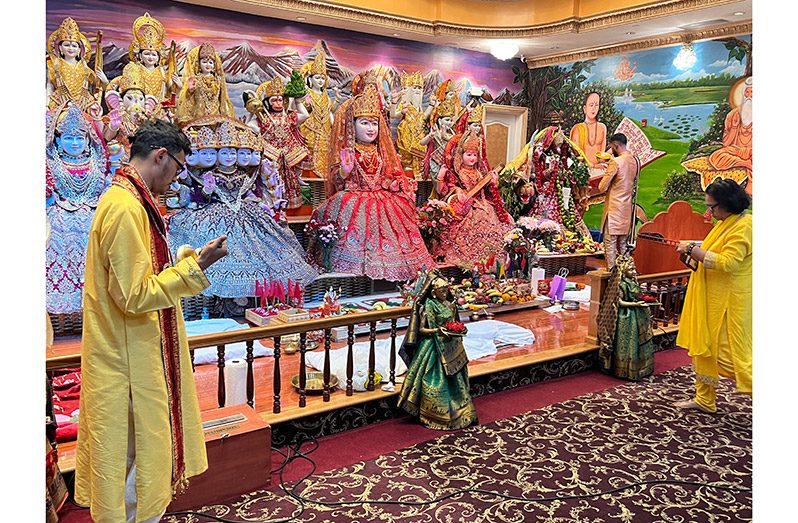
434, 130, 514, 267
428, 79, 461, 125
569, 91, 608, 171
245, 76, 310, 208
176, 42, 235, 126
45, 103, 110, 313
393, 71, 429, 178
46, 17, 108, 115
421, 98, 457, 186
299, 48, 339, 179
308, 82, 434, 281
167, 119, 317, 297
709, 77, 753, 193
108, 13, 180, 103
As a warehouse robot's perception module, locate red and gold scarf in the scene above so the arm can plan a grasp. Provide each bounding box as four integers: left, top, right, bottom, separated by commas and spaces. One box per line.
112, 164, 188, 496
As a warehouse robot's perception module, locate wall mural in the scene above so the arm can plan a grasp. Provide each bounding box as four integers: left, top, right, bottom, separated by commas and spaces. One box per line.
517, 35, 752, 229
47, 0, 518, 116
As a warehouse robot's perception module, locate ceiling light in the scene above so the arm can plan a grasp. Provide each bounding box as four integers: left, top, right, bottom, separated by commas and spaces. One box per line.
392, 33, 400, 37
626, 31, 635, 35
296, 16, 306, 21
733, 11, 745, 16
673, 43, 697, 70
550, 46, 559, 50
490, 40, 519, 60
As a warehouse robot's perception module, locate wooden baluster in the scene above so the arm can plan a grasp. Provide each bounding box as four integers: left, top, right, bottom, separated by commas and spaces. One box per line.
299, 332, 307, 408
368, 322, 376, 391
662, 280, 672, 327
273, 337, 281, 414
190, 349, 195, 373
245, 340, 255, 408
346, 325, 354, 396
390, 319, 397, 386
217, 345, 226, 408
323, 328, 331, 402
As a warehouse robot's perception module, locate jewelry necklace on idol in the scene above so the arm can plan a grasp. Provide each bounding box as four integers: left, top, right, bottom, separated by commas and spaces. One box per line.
50, 146, 104, 202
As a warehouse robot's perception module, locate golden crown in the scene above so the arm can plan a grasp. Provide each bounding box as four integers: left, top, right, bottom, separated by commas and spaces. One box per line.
196, 126, 219, 149
468, 104, 485, 123
198, 42, 216, 61
436, 99, 456, 118
432, 276, 449, 289
215, 121, 240, 148
55, 103, 90, 136
129, 13, 166, 60
257, 76, 285, 99
307, 49, 327, 77
401, 71, 423, 88
117, 65, 147, 94
461, 131, 482, 153
236, 128, 258, 150
48, 17, 92, 61
352, 83, 381, 118
186, 128, 200, 150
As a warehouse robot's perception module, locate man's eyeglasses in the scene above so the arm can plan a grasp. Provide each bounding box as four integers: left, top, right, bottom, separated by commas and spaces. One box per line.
706, 203, 719, 211
151, 146, 186, 175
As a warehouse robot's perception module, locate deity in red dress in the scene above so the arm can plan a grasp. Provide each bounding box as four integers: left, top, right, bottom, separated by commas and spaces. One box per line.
308, 82, 434, 281
434, 130, 514, 267
245, 76, 310, 209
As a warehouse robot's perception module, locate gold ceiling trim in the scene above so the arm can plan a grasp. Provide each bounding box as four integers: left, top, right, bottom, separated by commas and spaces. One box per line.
188, 0, 743, 37
523, 21, 751, 68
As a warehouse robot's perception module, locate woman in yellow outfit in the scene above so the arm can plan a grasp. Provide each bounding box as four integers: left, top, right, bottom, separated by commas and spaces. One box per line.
675, 178, 752, 413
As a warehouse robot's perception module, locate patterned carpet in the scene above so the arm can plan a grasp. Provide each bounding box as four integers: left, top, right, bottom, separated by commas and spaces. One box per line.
165, 366, 752, 522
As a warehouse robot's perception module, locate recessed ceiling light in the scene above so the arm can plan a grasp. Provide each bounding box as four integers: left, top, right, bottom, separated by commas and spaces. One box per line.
733, 11, 745, 16
392, 33, 400, 37
296, 16, 306, 21
550, 46, 559, 50
626, 31, 635, 35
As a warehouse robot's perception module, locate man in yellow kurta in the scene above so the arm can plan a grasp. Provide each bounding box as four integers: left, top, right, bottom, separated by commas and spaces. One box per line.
675, 178, 752, 413
75, 120, 228, 522
599, 133, 640, 269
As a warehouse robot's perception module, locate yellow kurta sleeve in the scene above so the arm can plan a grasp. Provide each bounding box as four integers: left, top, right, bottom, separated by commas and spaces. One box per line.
598, 159, 618, 193
100, 199, 210, 315
703, 217, 752, 272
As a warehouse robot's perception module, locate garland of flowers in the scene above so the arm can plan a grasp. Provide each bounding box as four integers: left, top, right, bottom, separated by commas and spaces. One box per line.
485, 181, 512, 224
417, 199, 455, 251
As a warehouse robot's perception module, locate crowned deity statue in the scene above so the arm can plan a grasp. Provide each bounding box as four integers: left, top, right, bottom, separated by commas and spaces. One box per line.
299, 47, 341, 179
46, 17, 109, 116
428, 79, 461, 127
244, 76, 310, 209
307, 81, 434, 281
108, 13, 180, 104
46, 102, 111, 314
167, 118, 317, 297
392, 71, 429, 178
176, 42, 235, 126
434, 130, 514, 267
421, 98, 457, 186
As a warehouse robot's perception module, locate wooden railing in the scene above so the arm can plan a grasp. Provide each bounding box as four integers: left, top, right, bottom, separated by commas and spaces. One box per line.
586, 269, 692, 343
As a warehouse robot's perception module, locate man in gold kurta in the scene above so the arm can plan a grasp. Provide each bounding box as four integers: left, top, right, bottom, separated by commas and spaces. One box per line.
75, 120, 228, 522
599, 133, 640, 269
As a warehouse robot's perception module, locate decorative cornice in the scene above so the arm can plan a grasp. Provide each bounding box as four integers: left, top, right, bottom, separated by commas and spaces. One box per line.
524, 21, 752, 68
180, 0, 744, 38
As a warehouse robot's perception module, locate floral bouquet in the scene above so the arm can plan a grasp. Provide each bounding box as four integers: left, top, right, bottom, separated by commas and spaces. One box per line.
417, 199, 455, 251
442, 321, 468, 337
517, 216, 561, 251
305, 219, 339, 272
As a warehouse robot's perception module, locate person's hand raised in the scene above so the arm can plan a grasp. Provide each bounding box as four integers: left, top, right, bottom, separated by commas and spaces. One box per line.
196, 235, 228, 270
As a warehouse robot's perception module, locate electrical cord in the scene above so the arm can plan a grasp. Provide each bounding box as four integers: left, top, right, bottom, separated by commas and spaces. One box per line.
164, 432, 751, 522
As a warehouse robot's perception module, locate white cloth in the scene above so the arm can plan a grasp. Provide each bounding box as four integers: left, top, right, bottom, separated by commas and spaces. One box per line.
305, 320, 535, 390
562, 286, 592, 304
185, 318, 273, 365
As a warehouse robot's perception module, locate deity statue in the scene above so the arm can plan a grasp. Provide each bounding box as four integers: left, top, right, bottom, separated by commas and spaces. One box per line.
46, 17, 108, 115
176, 42, 235, 126
569, 92, 608, 170
244, 76, 310, 209
167, 118, 317, 297
308, 82, 434, 281
428, 79, 461, 125
393, 71, 429, 178
45, 103, 111, 314
108, 13, 179, 103
708, 76, 752, 193
299, 48, 339, 179
434, 130, 514, 267
421, 98, 457, 185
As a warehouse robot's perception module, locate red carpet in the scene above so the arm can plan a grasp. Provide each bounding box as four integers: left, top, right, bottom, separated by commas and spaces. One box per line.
56, 348, 691, 522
